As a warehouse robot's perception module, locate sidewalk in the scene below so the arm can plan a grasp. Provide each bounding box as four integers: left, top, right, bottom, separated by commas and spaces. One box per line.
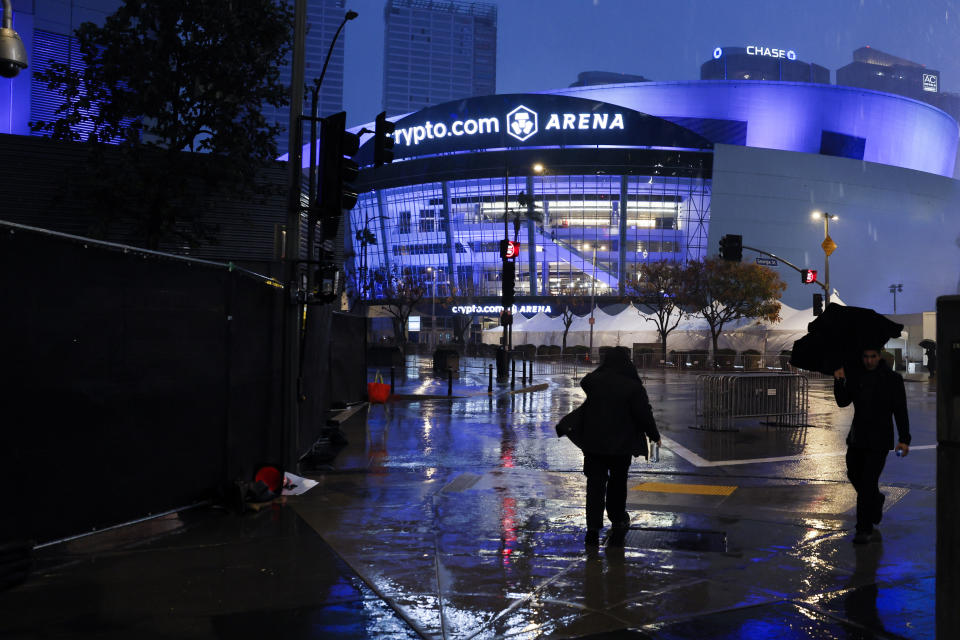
1, 369, 936, 639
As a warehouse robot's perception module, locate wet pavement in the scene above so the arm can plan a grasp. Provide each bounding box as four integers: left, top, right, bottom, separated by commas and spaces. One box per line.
0, 364, 937, 639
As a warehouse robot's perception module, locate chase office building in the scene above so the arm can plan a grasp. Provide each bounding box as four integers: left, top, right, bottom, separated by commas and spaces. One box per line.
346, 77, 960, 318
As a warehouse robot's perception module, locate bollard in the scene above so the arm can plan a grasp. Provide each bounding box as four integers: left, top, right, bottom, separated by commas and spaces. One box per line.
511, 357, 516, 390
390, 366, 395, 394
447, 368, 453, 396
488, 364, 493, 393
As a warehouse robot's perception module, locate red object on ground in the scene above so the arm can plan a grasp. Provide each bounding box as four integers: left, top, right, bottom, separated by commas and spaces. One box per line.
254, 466, 283, 493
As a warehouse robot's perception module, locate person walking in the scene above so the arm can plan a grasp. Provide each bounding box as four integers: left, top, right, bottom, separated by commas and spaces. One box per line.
834, 346, 911, 545
579, 346, 660, 547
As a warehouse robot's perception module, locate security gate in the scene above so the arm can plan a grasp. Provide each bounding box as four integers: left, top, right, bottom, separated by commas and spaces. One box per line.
695, 373, 808, 431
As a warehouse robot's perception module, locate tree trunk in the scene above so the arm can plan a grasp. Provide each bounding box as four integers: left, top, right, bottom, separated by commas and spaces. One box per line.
660, 332, 668, 366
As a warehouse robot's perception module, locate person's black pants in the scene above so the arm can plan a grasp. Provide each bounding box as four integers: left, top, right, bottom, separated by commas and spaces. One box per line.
583, 453, 632, 531
845, 447, 888, 533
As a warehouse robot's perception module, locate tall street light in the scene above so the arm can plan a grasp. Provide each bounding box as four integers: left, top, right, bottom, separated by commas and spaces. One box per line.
283, 3, 356, 471
812, 211, 838, 305
584, 243, 605, 360
306, 9, 358, 275
427, 266, 437, 345
890, 283, 903, 313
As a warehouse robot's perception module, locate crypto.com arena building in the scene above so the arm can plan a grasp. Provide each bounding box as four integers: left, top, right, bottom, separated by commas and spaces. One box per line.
347, 81, 960, 315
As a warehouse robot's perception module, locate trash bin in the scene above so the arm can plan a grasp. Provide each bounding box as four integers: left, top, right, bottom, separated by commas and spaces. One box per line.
433, 347, 459, 373
495, 346, 508, 382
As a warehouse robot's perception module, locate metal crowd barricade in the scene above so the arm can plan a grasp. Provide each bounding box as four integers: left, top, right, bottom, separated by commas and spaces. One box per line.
695, 373, 808, 431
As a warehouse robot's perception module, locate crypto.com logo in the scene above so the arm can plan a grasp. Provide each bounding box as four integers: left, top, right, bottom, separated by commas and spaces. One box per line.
506, 105, 538, 142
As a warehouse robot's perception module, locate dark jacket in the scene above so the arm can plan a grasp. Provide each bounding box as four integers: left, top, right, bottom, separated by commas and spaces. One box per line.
579, 364, 660, 457
834, 360, 911, 450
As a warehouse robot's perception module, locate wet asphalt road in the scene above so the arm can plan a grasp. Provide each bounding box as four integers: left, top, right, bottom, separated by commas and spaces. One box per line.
291, 363, 936, 638
0, 362, 937, 639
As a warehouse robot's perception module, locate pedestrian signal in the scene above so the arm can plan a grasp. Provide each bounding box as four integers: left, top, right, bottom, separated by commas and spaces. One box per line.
801, 269, 818, 284
719, 234, 742, 261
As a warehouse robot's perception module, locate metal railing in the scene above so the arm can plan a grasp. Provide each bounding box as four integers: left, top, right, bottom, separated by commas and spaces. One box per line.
695, 373, 809, 431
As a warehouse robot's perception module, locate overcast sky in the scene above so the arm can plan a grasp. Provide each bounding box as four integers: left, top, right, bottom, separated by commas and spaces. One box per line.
340, 0, 960, 127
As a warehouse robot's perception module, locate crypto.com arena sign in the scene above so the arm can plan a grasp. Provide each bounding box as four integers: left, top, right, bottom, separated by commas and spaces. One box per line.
358, 93, 713, 162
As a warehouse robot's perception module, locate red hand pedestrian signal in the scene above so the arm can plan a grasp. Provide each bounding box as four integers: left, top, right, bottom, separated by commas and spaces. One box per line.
801, 269, 818, 284
499, 239, 519, 260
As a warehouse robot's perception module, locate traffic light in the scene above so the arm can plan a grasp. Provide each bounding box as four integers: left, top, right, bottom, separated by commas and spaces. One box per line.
502, 260, 516, 307
719, 234, 742, 261
801, 269, 818, 284
374, 111, 395, 167
319, 111, 361, 251
813, 293, 824, 316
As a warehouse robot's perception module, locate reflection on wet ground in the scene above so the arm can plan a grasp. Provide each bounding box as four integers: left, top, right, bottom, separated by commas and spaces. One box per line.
1, 366, 936, 639
293, 366, 936, 638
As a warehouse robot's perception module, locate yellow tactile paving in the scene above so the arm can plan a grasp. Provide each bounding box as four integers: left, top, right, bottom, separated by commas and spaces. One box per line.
630, 481, 737, 496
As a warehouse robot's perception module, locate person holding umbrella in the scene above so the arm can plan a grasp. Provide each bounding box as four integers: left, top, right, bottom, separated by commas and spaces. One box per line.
834, 343, 911, 545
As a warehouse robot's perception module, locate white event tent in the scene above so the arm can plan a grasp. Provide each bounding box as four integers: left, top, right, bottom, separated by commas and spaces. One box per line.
482, 301, 830, 354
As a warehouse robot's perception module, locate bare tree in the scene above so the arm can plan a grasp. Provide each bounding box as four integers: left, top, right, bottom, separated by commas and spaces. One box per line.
629, 261, 690, 365
376, 267, 427, 344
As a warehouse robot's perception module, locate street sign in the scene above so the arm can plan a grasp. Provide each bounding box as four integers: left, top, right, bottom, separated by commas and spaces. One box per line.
821, 235, 837, 257
755, 257, 778, 266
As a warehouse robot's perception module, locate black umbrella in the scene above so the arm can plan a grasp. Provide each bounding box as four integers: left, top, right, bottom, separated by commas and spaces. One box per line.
790, 303, 903, 378
919, 339, 936, 350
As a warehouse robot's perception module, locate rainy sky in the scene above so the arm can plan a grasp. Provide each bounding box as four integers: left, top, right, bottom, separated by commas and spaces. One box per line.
342, 0, 960, 126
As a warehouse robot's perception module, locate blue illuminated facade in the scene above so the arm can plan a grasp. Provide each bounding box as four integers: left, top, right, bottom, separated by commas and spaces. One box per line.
346, 93, 713, 302
331, 83, 959, 313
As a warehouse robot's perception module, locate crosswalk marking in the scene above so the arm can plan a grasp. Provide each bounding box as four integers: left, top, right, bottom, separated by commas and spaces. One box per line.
659, 437, 936, 468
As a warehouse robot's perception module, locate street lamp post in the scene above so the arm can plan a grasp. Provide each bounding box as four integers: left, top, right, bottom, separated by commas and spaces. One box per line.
283, 3, 356, 471
427, 266, 437, 345
812, 211, 838, 305
890, 283, 903, 313
305, 9, 358, 284
585, 243, 599, 360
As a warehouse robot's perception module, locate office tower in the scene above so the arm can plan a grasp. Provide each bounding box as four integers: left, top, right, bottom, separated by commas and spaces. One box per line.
837, 46, 937, 98
702, 47, 829, 84
382, 0, 497, 117
837, 46, 960, 127
265, 0, 351, 157
569, 71, 651, 88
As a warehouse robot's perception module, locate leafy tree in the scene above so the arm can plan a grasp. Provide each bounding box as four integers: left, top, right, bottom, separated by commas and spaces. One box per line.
628, 260, 690, 366
376, 267, 428, 344
30, 0, 293, 249
685, 257, 786, 358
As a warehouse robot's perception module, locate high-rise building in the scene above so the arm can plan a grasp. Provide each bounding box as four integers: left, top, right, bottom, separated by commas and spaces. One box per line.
836, 46, 960, 125
569, 71, 651, 88
837, 46, 936, 99
265, 0, 352, 157
382, 0, 497, 117
702, 47, 829, 84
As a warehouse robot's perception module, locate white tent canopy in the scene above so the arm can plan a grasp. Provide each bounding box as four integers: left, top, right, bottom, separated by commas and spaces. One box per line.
482, 301, 829, 354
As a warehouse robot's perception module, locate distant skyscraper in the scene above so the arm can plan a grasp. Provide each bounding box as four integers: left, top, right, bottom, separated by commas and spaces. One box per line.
837, 46, 960, 127
702, 47, 829, 84
569, 71, 651, 88
382, 0, 497, 117
264, 0, 351, 157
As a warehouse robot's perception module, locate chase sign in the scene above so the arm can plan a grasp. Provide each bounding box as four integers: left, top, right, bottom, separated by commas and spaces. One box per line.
362, 93, 712, 163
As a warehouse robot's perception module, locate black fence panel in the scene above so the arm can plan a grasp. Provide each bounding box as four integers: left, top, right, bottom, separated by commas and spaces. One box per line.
0, 224, 283, 544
